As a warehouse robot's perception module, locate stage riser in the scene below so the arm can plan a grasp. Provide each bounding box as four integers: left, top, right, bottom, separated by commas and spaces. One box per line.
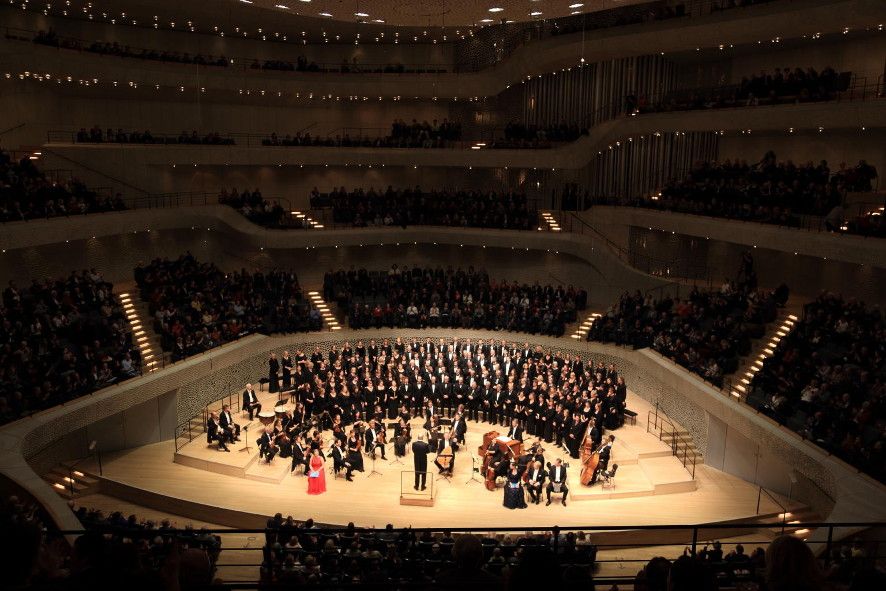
96, 476, 267, 529
173, 452, 256, 479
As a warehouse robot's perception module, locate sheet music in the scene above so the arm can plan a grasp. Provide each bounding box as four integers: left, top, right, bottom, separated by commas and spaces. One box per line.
495, 435, 512, 443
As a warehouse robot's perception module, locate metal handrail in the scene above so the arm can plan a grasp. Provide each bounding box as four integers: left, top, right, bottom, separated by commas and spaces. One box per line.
756, 486, 789, 534
647, 403, 699, 479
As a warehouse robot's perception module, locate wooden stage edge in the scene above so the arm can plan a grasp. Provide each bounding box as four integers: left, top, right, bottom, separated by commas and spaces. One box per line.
71, 394, 807, 544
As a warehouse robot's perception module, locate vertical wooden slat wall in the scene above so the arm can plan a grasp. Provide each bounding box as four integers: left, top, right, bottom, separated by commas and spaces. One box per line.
521, 54, 675, 128
587, 131, 721, 200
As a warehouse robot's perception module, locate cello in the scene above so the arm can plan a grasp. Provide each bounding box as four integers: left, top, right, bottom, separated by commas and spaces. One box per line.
579, 423, 600, 486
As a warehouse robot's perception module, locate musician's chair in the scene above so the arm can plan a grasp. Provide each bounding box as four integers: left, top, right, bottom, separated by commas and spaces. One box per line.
601, 463, 619, 489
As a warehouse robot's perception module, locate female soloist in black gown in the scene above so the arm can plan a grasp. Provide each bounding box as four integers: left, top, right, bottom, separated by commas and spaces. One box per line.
503, 465, 527, 509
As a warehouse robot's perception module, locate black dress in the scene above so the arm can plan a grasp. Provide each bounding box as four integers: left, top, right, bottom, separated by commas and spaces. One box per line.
281, 355, 293, 390
503, 469, 527, 509
269, 357, 280, 393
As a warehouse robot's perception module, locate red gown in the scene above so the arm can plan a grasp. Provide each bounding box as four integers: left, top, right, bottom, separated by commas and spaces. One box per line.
307, 455, 326, 495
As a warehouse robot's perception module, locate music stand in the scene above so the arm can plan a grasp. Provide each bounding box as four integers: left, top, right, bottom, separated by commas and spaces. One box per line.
366, 452, 383, 478
465, 455, 483, 485
239, 424, 252, 453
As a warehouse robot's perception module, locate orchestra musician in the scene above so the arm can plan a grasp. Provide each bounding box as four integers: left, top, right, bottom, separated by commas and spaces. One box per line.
257, 427, 277, 463
207, 412, 229, 452
434, 429, 458, 475
524, 461, 546, 504
219, 404, 240, 443
242, 383, 262, 421
364, 419, 387, 460
412, 432, 431, 490
394, 418, 412, 457
546, 458, 569, 506
290, 435, 308, 474
346, 428, 365, 472
331, 439, 354, 481
506, 418, 524, 442
590, 435, 615, 485
450, 412, 467, 445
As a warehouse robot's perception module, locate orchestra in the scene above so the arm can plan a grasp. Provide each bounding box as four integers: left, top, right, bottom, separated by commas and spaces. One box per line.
199, 337, 625, 504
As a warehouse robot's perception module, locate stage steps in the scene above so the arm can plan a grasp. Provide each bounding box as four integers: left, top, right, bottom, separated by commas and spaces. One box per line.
43, 463, 101, 500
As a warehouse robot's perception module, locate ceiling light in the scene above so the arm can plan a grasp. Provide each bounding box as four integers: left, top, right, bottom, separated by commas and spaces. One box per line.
480, 18, 493, 23
274, 4, 289, 8
319, 11, 332, 17
238, 0, 252, 3
530, 11, 542, 16
355, 12, 368, 17
569, 3, 584, 7
372, 19, 385, 23
488, 7, 504, 12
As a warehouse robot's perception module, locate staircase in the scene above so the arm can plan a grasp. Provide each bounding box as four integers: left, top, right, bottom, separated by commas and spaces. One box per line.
43, 463, 100, 500
307, 290, 339, 331
116, 288, 164, 372
569, 311, 602, 340
728, 307, 800, 401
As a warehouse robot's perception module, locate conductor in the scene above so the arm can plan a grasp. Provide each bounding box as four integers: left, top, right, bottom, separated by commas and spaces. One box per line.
412, 432, 431, 491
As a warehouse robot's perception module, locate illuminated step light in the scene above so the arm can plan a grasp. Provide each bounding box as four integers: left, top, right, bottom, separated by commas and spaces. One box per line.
794, 529, 810, 535
307, 291, 319, 295
754, 360, 763, 367
53, 483, 65, 490
331, 326, 342, 330
137, 337, 148, 343
571, 335, 581, 339
779, 512, 793, 519
63, 476, 74, 483
731, 391, 741, 398
73, 471, 85, 477
314, 225, 325, 229
763, 348, 774, 355
134, 330, 145, 336
741, 378, 750, 385
788, 315, 798, 321
735, 385, 746, 392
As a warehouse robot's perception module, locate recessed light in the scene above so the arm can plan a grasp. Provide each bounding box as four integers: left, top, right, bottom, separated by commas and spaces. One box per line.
488, 7, 504, 12
238, 0, 252, 3
355, 12, 368, 17
372, 19, 385, 23
274, 4, 289, 8
530, 11, 542, 16
569, 3, 584, 8
319, 11, 332, 17
480, 18, 493, 23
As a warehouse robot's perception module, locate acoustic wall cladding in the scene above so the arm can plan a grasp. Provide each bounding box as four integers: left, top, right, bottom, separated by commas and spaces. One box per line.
521, 55, 675, 128
586, 131, 720, 201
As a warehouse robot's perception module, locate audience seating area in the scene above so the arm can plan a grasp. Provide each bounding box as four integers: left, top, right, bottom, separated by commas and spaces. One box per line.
328, 266, 587, 336
0, 270, 139, 425
217, 188, 308, 229
75, 127, 234, 146
263, 118, 462, 150
0, 150, 125, 222
588, 258, 787, 387
631, 66, 852, 115
628, 152, 878, 230
313, 186, 540, 229
134, 255, 320, 361
749, 292, 885, 483
489, 122, 589, 149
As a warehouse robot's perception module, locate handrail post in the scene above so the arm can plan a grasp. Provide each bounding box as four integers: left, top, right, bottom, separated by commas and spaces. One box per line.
756, 486, 762, 514
690, 526, 699, 557
824, 525, 834, 565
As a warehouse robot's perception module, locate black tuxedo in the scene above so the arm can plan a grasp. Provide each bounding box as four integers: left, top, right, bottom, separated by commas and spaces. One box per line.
219, 411, 240, 442
365, 427, 386, 459
257, 431, 276, 463
525, 466, 546, 503
412, 440, 430, 489
546, 464, 569, 503
290, 442, 307, 473
507, 425, 524, 442
331, 445, 353, 480
451, 418, 467, 444
242, 389, 261, 420
207, 417, 227, 450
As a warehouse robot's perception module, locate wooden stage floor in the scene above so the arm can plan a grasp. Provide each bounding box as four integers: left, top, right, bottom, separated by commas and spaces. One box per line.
82, 392, 796, 530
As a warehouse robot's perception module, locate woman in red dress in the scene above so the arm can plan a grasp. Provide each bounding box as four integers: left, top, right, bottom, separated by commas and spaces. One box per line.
307, 449, 326, 495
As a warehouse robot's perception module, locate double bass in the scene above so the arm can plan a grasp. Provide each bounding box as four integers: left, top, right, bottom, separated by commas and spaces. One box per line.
579, 423, 600, 486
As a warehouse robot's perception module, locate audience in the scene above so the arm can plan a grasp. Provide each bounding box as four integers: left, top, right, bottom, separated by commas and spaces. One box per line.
749, 292, 885, 482
492, 122, 588, 149
134, 254, 320, 360
631, 66, 851, 115
75, 126, 234, 146
0, 150, 125, 222
0, 270, 139, 425
35, 29, 230, 67
217, 187, 307, 229
263, 119, 462, 149
330, 265, 587, 337
625, 152, 877, 231
316, 185, 539, 230
588, 257, 787, 387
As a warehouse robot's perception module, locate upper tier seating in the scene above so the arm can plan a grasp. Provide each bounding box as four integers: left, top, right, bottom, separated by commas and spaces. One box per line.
331, 266, 587, 337
587, 257, 788, 387
0, 150, 125, 222
748, 292, 885, 482
0, 270, 138, 425
314, 186, 540, 230
134, 255, 320, 361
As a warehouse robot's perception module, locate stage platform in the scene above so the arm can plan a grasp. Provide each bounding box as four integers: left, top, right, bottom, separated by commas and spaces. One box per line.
69, 391, 804, 532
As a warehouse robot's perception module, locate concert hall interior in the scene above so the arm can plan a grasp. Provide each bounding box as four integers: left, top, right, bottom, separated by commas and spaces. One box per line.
1, 0, 886, 589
